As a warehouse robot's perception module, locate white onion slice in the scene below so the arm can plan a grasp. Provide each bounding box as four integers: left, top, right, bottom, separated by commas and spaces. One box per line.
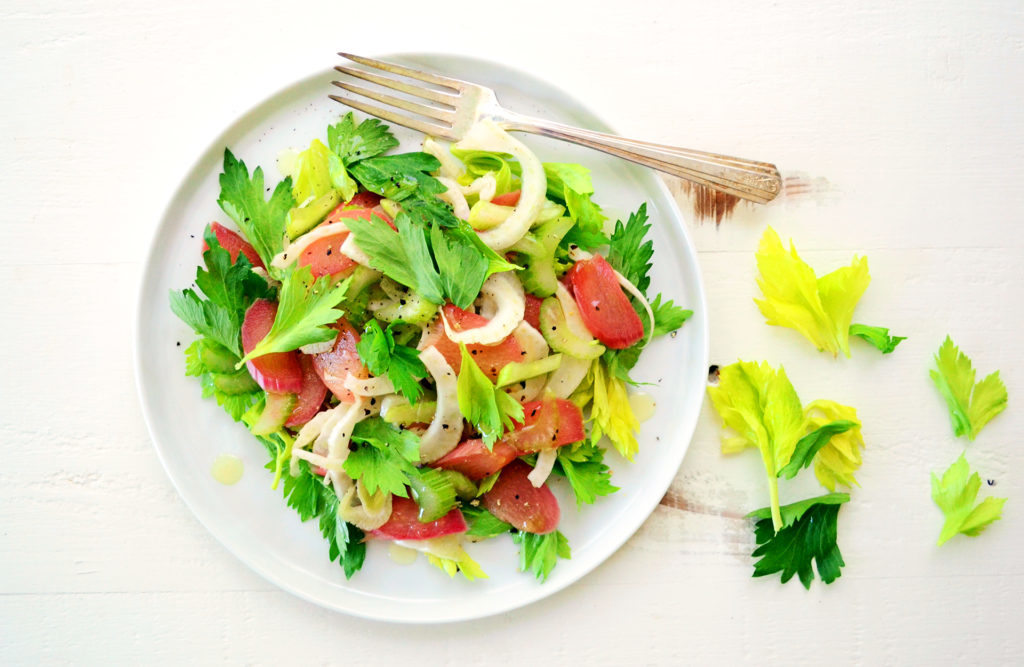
422, 137, 463, 179
555, 282, 598, 342
269, 222, 346, 270
528, 449, 558, 488
340, 234, 371, 267
613, 268, 655, 347
437, 176, 471, 220
298, 339, 334, 355
544, 354, 591, 399
453, 120, 545, 251
506, 322, 549, 403
343, 374, 396, 397
338, 483, 393, 531
441, 272, 524, 345
417, 346, 463, 462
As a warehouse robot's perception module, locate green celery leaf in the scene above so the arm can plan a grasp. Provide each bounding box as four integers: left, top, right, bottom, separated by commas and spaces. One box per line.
217, 149, 294, 269
930, 336, 1008, 440
606, 203, 653, 294
512, 530, 571, 582
342, 444, 415, 497
351, 417, 421, 463
237, 266, 350, 364
344, 212, 445, 304
749, 492, 849, 588
849, 323, 906, 354
556, 442, 619, 507
291, 139, 334, 204
430, 224, 489, 310
462, 506, 513, 538
457, 344, 524, 447
931, 452, 1007, 545
778, 420, 859, 480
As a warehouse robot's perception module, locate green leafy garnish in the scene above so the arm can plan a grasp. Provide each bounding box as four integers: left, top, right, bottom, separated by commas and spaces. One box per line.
291, 139, 334, 204
342, 418, 421, 497
588, 359, 641, 460
217, 149, 294, 270
512, 530, 571, 583
328, 112, 399, 164
930, 336, 1008, 441
754, 226, 875, 358
355, 320, 428, 403
707, 360, 804, 531
849, 323, 906, 354
345, 212, 445, 304
931, 452, 1007, 545
463, 505, 513, 538
349, 152, 446, 201
169, 229, 271, 357
749, 493, 849, 588
544, 163, 608, 250
556, 442, 619, 506
778, 420, 859, 481
237, 266, 350, 365
273, 458, 365, 578
456, 344, 524, 447
602, 204, 691, 382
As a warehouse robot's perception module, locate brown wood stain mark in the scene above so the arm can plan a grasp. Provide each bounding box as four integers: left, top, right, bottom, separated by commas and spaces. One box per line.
659, 489, 747, 521
664, 172, 836, 224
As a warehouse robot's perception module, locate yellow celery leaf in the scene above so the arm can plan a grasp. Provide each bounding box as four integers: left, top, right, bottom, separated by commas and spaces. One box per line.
589, 359, 640, 461
804, 399, 865, 491
754, 227, 871, 358
707, 360, 804, 530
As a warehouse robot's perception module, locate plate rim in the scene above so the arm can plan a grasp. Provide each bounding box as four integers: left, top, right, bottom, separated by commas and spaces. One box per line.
133, 52, 709, 623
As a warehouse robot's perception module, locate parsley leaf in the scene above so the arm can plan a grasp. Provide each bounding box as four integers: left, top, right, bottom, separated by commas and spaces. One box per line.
707, 361, 804, 531
462, 505, 513, 538
555, 442, 619, 507
344, 212, 445, 304
749, 492, 849, 588
849, 323, 906, 354
512, 530, 571, 582
355, 320, 428, 403
343, 418, 421, 497
930, 336, 1008, 441
237, 266, 350, 364
349, 152, 446, 201
456, 343, 524, 447
606, 203, 653, 293
170, 229, 271, 357
327, 112, 399, 164
931, 452, 1007, 545
430, 224, 490, 309
217, 149, 294, 270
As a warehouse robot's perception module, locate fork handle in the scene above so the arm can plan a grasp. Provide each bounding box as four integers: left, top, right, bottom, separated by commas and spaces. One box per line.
498, 113, 781, 204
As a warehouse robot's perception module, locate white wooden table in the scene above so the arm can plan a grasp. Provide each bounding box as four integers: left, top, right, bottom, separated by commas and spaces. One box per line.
3, 0, 1022, 663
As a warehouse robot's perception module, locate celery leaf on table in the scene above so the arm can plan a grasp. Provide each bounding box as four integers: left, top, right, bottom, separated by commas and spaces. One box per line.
749, 493, 849, 588
930, 336, 1008, 441
237, 265, 350, 364
217, 149, 294, 270
931, 452, 1007, 545
707, 360, 804, 531
849, 323, 906, 354
754, 227, 875, 357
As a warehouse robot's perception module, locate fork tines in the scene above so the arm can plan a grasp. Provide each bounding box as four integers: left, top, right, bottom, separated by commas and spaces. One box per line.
331, 53, 463, 139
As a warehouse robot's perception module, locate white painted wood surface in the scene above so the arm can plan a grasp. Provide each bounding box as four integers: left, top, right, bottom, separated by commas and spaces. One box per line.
2, 0, 1022, 663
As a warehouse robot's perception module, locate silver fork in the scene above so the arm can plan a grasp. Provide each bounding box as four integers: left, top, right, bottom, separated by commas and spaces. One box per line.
331, 53, 781, 204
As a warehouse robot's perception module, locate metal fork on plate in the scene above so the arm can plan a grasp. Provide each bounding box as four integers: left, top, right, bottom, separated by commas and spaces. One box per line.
330, 53, 781, 204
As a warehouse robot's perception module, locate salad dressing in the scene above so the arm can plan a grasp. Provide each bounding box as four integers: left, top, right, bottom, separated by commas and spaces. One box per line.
387, 543, 420, 565
628, 393, 656, 423
211, 454, 244, 485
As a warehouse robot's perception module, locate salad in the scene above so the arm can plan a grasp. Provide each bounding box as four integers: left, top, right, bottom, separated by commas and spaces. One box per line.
170, 112, 691, 582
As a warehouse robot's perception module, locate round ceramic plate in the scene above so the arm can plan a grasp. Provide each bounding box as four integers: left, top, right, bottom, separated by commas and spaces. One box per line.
135, 53, 708, 623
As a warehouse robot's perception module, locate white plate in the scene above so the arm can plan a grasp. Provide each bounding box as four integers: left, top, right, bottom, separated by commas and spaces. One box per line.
134, 53, 708, 623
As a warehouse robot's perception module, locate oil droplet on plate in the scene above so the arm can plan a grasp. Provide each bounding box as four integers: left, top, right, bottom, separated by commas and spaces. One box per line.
211, 454, 244, 485
628, 392, 656, 423
388, 543, 419, 565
